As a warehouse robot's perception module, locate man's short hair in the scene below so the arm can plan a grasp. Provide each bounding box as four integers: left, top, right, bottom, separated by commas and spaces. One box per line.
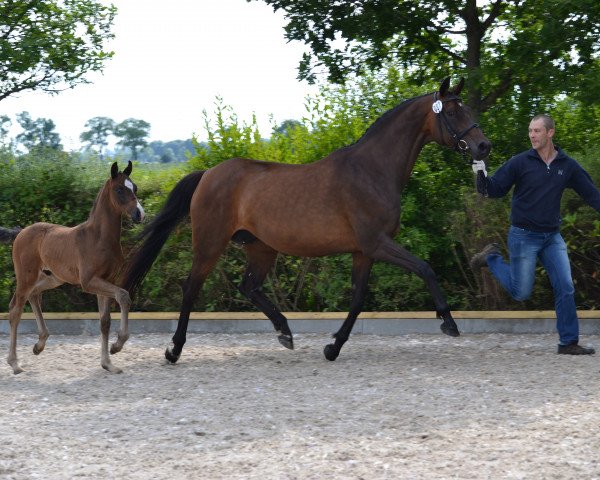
532, 114, 555, 131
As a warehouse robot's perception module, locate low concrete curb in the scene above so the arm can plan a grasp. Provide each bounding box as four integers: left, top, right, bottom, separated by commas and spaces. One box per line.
1, 311, 600, 336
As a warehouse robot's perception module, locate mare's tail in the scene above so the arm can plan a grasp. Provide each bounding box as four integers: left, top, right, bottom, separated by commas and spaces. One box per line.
121, 170, 205, 298
0, 227, 21, 244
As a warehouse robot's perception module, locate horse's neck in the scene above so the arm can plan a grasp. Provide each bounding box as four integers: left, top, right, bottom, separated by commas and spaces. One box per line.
86, 184, 122, 243
351, 99, 430, 191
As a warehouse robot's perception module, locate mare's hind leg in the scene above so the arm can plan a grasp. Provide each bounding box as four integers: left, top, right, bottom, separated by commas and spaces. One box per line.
370, 236, 459, 336
324, 253, 373, 361
97, 295, 122, 374
239, 241, 294, 350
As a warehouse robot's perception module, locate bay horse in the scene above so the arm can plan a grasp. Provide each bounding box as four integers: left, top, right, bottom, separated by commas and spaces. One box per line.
1, 162, 145, 374
123, 77, 491, 363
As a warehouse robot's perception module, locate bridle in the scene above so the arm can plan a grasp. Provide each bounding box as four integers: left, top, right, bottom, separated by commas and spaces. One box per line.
432, 92, 480, 165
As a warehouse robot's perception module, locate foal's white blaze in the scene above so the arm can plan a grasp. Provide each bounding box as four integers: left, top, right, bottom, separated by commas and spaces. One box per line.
125, 179, 145, 220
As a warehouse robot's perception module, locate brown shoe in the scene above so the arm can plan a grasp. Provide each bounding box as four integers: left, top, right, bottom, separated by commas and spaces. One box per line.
470, 243, 501, 271
557, 344, 595, 355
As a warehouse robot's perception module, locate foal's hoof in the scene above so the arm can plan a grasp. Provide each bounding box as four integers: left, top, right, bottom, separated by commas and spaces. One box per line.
165, 346, 181, 364
32, 344, 44, 355
440, 322, 460, 337
102, 363, 123, 374
278, 334, 294, 350
323, 344, 340, 361
110, 343, 122, 355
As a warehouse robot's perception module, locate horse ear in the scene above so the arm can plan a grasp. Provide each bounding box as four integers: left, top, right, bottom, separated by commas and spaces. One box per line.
452, 77, 465, 95
123, 161, 133, 176
439, 77, 451, 97
111, 162, 119, 179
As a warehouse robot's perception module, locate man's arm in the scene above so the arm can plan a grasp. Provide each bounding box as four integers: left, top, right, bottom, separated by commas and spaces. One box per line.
569, 163, 600, 214
472, 158, 517, 198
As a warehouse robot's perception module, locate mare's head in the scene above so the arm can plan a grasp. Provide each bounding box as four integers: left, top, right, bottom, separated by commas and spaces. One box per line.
428, 77, 491, 160
109, 161, 145, 223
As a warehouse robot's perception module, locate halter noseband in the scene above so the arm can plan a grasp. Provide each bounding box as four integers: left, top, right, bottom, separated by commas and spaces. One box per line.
432, 92, 479, 164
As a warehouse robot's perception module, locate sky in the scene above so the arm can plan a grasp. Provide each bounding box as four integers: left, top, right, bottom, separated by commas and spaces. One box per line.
1, 0, 318, 150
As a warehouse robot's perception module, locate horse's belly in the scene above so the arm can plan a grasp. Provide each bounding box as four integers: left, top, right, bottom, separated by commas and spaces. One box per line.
257, 225, 359, 257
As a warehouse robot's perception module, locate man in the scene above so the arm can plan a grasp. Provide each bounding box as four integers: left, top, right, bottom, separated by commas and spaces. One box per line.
471, 114, 600, 355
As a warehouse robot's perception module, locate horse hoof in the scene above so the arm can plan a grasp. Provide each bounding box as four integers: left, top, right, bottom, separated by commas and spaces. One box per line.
165, 347, 181, 364
323, 344, 339, 361
278, 334, 294, 350
11, 365, 24, 375
110, 343, 122, 355
102, 363, 123, 374
440, 322, 460, 337
32, 344, 44, 355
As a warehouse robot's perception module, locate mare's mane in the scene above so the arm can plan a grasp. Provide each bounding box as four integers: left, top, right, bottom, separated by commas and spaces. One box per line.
330, 93, 430, 156
354, 93, 430, 145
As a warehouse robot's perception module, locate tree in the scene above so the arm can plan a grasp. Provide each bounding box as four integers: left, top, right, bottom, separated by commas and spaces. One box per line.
0, 0, 116, 102
0, 115, 10, 145
114, 118, 151, 160
15, 111, 62, 151
80, 116, 116, 159
252, 0, 600, 117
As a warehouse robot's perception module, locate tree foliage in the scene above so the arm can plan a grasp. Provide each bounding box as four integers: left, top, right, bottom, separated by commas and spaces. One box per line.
15, 112, 62, 151
0, 0, 116, 101
252, 0, 600, 117
80, 116, 116, 159
114, 118, 151, 160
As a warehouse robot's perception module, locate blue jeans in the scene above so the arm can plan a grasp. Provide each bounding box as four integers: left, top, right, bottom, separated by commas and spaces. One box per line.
487, 226, 579, 345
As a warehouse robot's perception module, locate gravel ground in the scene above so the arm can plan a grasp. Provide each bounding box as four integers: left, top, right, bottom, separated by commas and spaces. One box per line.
1, 332, 599, 479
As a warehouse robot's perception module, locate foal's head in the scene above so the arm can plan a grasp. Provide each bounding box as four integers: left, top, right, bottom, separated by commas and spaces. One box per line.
109, 161, 145, 223
428, 77, 491, 160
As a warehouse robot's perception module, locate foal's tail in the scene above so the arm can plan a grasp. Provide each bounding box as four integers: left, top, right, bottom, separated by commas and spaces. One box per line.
121, 170, 205, 298
0, 226, 21, 244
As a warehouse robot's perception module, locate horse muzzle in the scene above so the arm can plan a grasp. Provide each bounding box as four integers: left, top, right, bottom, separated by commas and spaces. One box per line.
470, 139, 492, 160
130, 203, 145, 223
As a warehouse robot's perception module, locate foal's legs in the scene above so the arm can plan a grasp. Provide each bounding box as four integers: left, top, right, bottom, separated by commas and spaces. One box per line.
81, 277, 131, 356
29, 275, 62, 356
238, 241, 294, 349
6, 267, 45, 373
29, 293, 49, 355
324, 253, 373, 361
370, 236, 460, 336
97, 295, 122, 373
7, 291, 27, 374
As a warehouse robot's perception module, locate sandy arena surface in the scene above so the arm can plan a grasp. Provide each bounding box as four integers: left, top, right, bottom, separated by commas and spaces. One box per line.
1, 331, 599, 479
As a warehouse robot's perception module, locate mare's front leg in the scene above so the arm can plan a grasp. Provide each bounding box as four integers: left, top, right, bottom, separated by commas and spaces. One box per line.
324, 253, 373, 361
97, 295, 122, 373
370, 236, 460, 337
239, 241, 293, 350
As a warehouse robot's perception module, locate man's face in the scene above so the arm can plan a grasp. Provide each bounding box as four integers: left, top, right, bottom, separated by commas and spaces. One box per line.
528, 118, 554, 151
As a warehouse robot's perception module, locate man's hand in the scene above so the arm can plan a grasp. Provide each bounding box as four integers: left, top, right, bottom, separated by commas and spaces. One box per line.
472, 160, 487, 177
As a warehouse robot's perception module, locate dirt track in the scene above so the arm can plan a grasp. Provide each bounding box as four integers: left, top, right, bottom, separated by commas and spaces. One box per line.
1, 332, 599, 479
